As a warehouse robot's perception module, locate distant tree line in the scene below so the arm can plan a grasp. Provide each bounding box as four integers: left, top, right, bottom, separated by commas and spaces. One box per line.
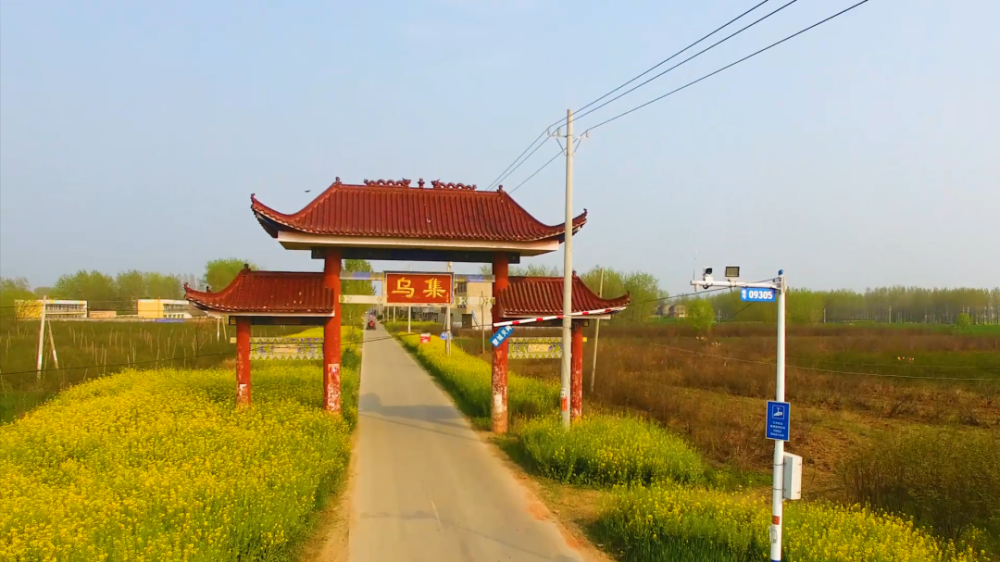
0, 257, 376, 322
7, 263, 998, 327
479, 263, 665, 325
704, 286, 1000, 325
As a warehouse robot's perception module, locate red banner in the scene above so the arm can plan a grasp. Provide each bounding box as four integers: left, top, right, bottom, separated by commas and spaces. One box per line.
384, 273, 453, 305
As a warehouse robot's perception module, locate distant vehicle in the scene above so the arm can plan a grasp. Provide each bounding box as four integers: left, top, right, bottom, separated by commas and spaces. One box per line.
367, 315, 376, 330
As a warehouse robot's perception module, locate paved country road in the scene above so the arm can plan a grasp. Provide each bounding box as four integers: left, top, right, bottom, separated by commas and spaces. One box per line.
347, 325, 583, 562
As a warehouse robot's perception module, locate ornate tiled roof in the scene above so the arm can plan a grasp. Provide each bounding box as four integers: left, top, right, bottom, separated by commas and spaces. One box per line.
496, 275, 629, 318
251, 178, 586, 242
184, 270, 335, 314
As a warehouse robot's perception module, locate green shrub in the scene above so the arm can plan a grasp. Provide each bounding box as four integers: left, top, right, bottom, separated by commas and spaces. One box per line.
838, 427, 1000, 551
398, 334, 558, 422
594, 484, 985, 562
687, 299, 715, 336
517, 415, 704, 486
956, 312, 973, 328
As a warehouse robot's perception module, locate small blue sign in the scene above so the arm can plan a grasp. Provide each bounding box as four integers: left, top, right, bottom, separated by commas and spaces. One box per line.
741, 287, 776, 302
766, 401, 790, 441
490, 325, 514, 348
440, 331, 451, 341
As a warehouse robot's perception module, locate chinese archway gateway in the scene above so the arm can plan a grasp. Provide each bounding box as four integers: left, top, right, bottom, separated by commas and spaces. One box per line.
490, 274, 630, 432
185, 177, 627, 432
185, 269, 336, 406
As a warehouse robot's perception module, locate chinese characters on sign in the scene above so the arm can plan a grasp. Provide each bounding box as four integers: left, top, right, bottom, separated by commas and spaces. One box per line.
384, 272, 454, 305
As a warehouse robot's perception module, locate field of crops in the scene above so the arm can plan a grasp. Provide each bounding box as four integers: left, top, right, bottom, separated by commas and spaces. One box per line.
0, 320, 304, 423
398, 325, 998, 561
596, 485, 983, 562
0, 353, 360, 561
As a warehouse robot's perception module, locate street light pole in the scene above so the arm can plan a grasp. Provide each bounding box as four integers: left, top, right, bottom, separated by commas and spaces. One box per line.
692, 269, 790, 561
771, 271, 787, 562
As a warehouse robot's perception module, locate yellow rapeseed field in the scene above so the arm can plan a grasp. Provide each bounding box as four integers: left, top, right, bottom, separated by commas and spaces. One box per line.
595, 484, 988, 562
0, 356, 359, 562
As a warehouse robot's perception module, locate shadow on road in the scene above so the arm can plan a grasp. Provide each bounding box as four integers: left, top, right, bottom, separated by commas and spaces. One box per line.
359, 393, 471, 432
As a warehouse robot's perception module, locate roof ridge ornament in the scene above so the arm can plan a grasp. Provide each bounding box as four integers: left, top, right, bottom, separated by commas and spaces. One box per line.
430, 180, 477, 191
363, 178, 411, 187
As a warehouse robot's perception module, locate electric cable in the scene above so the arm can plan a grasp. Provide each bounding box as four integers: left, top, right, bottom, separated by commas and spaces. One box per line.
486, 0, 779, 190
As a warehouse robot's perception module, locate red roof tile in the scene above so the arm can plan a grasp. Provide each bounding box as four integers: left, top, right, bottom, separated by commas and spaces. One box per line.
496, 275, 630, 318
184, 270, 335, 314
251, 178, 586, 242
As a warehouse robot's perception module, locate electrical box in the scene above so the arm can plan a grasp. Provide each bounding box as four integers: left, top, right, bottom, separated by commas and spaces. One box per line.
783, 453, 802, 500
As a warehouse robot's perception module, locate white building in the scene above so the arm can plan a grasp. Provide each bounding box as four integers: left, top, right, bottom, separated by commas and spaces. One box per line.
446, 279, 493, 330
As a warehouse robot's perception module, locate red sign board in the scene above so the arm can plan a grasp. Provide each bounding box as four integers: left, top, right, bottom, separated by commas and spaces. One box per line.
385, 272, 453, 305
419, 333, 431, 344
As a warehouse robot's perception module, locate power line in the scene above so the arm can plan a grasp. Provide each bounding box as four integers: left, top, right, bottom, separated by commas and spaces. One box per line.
789, 357, 987, 371
0, 351, 237, 378
486, 0, 778, 191
636, 286, 732, 306
0, 333, 404, 379
493, 136, 557, 191
509, 150, 564, 194
634, 277, 780, 305
584, 0, 872, 134
573, 0, 800, 124
574, 0, 774, 117
485, 129, 554, 191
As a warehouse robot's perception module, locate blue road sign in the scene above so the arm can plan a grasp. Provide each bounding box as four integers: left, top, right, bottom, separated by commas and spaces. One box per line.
490, 325, 514, 348
741, 287, 776, 302
766, 401, 790, 441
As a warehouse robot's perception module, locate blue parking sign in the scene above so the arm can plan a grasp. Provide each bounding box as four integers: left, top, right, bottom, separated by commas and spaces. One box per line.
766, 401, 790, 441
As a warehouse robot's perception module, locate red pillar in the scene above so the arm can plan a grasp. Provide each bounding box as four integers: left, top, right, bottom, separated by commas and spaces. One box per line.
571, 321, 584, 421
323, 249, 342, 414
491, 253, 509, 434
236, 316, 251, 406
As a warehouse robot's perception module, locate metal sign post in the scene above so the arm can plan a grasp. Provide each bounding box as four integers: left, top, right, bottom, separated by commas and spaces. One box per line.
692, 268, 790, 561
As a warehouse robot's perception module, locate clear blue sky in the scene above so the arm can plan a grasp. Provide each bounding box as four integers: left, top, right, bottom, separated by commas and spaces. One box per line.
2, 0, 997, 293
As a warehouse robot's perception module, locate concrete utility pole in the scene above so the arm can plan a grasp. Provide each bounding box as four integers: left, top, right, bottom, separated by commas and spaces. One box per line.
589, 267, 604, 393
36, 296, 48, 380
559, 109, 573, 428
446, 261, 453, 356
560, 109, 574, 429
47, 320, 59, 369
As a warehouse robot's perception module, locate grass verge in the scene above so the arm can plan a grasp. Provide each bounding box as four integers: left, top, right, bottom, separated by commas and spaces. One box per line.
396, 334, 558, 428
517, 414, 704, 487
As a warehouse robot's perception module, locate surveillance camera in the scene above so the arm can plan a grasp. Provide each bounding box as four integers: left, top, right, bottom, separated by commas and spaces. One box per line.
704, 268, 713, 275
